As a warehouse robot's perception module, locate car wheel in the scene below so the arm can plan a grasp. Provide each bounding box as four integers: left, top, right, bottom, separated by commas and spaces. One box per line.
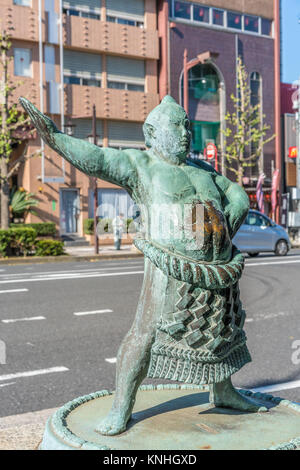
248, 253, 259, 257
275, 240, 288, 256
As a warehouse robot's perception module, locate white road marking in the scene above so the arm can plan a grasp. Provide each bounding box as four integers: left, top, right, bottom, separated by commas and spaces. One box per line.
0, 382, 16, 388
246, 259, 300, 267
0, 264, 143, 279
74, 309, 113, 316
2, 316, 46, 324
251, 380, 300, 394
0, 366, 69, 382
0, 288, 28, 294
245, 311, 293, 324
0, 270, 144, 285
105, 357, 117, 364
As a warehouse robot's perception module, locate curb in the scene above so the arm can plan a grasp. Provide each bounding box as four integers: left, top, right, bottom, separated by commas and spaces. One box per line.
0, 252, 143, 266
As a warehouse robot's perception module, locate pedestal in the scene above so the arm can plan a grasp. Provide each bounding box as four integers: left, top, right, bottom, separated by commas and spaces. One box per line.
40, 384, 300, 450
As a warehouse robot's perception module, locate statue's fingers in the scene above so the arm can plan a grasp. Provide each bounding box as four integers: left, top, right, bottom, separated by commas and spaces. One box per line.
19, 97, 58, 144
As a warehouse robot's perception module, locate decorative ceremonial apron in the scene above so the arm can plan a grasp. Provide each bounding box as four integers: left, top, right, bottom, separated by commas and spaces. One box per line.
134, 238, 251, 385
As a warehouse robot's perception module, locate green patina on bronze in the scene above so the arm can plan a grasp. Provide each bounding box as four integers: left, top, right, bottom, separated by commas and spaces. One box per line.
20, 95, 268, 438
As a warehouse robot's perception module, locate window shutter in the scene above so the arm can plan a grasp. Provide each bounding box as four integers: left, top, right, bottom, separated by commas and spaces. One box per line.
73, 119, 103, 143
108, 121, 144, 147
63, 0, 101, 11
107, 57, 144, 83
63, 50, 102, 79
106, 0, 144, 18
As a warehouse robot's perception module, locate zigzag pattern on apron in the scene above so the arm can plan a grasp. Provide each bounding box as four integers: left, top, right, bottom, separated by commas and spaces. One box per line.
159, 282, 246, 352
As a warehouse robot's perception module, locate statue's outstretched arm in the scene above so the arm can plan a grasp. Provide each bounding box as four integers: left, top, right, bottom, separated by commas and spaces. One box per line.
215, 174, 250, 238
19, 98, 137, 189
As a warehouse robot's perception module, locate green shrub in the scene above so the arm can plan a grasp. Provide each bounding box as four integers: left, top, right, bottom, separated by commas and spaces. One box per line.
10, 223, 56, 237
35, 239, 65, 257
83, 218, 95, 235
84, 218, 135, 234
0, 230, 13, 257
10, 227, 37, 256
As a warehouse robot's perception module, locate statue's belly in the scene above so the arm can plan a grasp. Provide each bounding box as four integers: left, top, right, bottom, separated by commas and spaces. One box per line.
149, 200, 232, 263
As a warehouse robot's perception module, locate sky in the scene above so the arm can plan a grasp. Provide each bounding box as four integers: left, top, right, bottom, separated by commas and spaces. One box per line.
281, 0, 300, 83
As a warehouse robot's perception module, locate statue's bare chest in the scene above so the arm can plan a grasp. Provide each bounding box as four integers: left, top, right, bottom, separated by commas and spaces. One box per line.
148, 166, 220, 206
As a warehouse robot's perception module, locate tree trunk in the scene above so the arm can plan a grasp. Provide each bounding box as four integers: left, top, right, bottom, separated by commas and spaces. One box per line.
1, 41, 9, 229
0, 159, 9, 229
237, 165, 243, 187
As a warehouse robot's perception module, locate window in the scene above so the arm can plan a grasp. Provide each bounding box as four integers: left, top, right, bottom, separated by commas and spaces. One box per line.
63, 50, 102, 88
14, 0, 31, 5
212, 8, 224, 26
250, 72, 261, 107
174, 1, 191, 20
107, 81, 144, 92
89, 189, 135, 220
63, 8, 100, 19
193, 5, 209, 23
170, 1, 273, 38
106, 15, 143, 27
227, 11, 242, 30
107, 56, 145, 93
261, 18, 272, 36
108, 121, 144, 148
14, 48, 32, 77
106, 0, 144, 27
64, 76, 101, 87
246, 213, 268, 227
244, 15, 259, 33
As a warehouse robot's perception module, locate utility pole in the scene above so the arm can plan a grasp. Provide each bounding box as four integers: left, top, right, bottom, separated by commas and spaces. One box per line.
92, 105, 99, 254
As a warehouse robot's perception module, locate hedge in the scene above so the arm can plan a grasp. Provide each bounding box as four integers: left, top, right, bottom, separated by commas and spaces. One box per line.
0, 227, 37, 257
83, 218, 135, 235
10, 223, 56, 237
35, 240, 64, 257
0, 228, 64, 257
0, 230, 13, 257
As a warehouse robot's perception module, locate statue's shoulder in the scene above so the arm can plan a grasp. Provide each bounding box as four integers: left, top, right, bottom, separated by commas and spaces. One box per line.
122, 148, 151, 167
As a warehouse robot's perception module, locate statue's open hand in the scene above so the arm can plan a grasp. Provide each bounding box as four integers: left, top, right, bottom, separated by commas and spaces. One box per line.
19, 97, 59, 148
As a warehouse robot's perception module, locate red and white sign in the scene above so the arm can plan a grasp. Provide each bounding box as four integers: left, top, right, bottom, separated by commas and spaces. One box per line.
288, 146, 298, 159
205, 143, 217, 160
204, 143, 218, 171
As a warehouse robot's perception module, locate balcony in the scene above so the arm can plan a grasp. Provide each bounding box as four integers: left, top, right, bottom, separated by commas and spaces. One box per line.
2, 4, 44, 43
63, 16, 159, 60
63, 84, 159, 122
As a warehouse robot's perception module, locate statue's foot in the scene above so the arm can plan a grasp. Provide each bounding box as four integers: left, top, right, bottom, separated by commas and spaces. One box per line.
210, 380, 268, 413
95, 411, 131, 436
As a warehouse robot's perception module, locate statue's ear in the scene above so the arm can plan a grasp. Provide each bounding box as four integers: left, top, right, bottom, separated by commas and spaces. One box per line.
143, 123, 155, 148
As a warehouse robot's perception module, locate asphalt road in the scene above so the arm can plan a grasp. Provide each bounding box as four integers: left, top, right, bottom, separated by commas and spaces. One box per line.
0, 250, 299, 418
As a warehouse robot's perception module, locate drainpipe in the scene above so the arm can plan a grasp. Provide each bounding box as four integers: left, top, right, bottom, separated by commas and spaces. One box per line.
274, 0, 282, 224
183, 49, 188, 116
158, 0, 169, 99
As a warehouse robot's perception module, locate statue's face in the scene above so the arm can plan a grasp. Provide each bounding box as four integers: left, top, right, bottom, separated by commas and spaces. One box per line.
146, 107, 192, 164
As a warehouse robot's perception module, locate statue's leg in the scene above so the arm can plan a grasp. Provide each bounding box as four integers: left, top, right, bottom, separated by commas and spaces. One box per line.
210, 376, 268, 412
95, 260, 162, 436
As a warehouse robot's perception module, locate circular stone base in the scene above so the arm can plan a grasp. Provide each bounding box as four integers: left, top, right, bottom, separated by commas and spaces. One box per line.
40, 385, 300, 450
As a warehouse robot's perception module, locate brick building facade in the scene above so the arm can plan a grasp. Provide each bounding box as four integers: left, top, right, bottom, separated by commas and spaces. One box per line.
1, 0, 159, 240
158, 0, 276, 212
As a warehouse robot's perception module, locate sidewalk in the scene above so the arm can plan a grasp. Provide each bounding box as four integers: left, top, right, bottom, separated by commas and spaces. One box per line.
0, 244, 143, 265
0, 408, 57, 450
64, 244, 137, 257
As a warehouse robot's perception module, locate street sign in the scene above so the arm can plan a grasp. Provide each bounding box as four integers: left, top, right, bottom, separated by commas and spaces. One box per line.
205, 143, 217, 160
204, 143, 218, 171
289, 146, 298, 159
